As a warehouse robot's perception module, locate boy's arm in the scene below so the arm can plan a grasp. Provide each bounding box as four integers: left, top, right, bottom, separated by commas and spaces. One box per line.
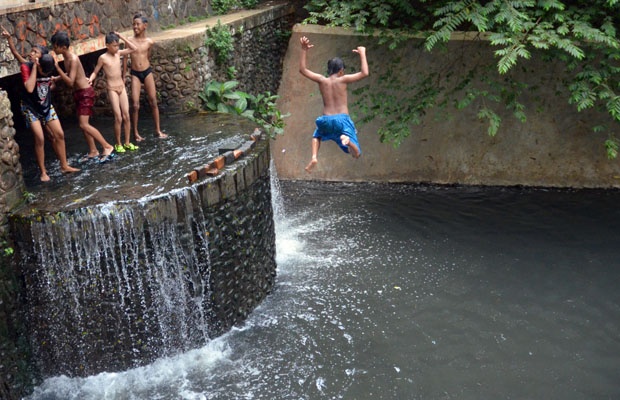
299, 36, 324, 83
88, 56, 103, 85
118, 32, 137, 55
342, 46, 369, 83
22, 62, 37, 93
2, 26, 28, 64
53, 55, 75, 87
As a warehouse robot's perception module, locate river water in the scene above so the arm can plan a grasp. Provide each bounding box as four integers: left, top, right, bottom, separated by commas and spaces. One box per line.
25, 174, 620, 399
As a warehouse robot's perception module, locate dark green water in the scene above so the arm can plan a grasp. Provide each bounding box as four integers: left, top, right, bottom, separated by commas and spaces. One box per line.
26, 177, 620, 399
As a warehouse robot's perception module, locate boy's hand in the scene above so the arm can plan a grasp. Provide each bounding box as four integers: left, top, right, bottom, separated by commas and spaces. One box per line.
300, 36, 313, 51
353, 46, 366, 54
1, 25, 10, 39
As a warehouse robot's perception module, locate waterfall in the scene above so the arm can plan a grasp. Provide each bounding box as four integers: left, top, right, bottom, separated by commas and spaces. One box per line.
22, 188, 214, 376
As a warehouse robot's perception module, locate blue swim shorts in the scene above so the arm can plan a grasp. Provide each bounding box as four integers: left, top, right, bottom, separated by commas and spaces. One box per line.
20, 104, 58, 128
313, 114, 361, 155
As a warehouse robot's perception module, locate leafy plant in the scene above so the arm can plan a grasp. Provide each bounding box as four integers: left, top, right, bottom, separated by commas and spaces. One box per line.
205, 20, 234, 65
199, 80, 289, 138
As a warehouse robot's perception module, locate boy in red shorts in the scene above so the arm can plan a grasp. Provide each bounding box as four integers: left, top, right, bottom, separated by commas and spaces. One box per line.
51, 31, 115, 162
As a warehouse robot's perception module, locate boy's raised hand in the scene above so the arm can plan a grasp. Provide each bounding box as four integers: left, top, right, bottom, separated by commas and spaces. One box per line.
300, 36, 314, 50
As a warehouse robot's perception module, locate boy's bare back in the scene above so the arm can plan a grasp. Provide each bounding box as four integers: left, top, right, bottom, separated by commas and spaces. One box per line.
299, 36, 368, 115
62, 52, 90, 90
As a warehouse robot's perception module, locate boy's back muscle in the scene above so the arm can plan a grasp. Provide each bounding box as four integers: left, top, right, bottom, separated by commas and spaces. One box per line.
65, 52, 89, 90
319, 76, 349, 115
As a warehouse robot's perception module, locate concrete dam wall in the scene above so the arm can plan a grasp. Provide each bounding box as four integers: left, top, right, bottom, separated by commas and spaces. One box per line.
273, 24, 620, 188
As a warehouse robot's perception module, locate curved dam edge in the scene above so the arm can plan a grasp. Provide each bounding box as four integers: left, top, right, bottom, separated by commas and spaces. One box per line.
273, 24, 620, 188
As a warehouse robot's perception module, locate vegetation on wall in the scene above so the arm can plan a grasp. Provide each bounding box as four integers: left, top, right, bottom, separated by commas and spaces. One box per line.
199, 80, 289, 138
205, 21, 235, 65
305, 0, 620, 158
211, 0, 259, 15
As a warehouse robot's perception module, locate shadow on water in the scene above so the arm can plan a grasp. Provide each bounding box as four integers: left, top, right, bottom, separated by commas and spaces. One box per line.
15, 113, 257, 210
25, 179, 620, 399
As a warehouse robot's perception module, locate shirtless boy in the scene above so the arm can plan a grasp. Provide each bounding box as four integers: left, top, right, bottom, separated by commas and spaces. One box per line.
89, 32, 138, 153
299, 36, 369, 172
127, 14, 167, 140
51, 31, 115, 162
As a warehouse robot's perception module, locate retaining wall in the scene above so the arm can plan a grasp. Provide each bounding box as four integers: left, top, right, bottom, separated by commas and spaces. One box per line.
273, 24, 620, 188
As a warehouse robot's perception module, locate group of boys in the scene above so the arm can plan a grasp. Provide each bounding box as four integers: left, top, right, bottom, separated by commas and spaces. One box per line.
1, 14, 166, 182
3, 11, 371, 182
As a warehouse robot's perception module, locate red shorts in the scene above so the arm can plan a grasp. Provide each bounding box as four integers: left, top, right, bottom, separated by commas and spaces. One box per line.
74, 86, 95, 116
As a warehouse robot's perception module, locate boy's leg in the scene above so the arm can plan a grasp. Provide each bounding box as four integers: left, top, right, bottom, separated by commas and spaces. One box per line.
305, 137, 321, 172
45, 119, 79, 173
119, 91, 133, 146
30, 121, 49, 181
129, 75, 144, 142
82, 131, 98, 157
144, 74, 167, 138
108, 90, 123, 147
78, 115, 114, 156
340, 135, 360, 158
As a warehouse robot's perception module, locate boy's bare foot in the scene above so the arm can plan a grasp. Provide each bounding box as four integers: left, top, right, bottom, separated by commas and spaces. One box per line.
61, 165, 81, 173
305, 158, 318, 172
156, 131, 168, 138
341, 135, 360, 158
102, 145, 114, 156
40, 172, 50, 182
135, 133, 145, 142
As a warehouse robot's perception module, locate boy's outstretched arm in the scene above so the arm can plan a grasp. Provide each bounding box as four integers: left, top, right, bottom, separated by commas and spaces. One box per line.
299, 36, 324, 83
342, 46, 369, 83
2, 25, 27, 64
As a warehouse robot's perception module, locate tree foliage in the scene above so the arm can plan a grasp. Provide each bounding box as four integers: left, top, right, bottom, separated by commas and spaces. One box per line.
305, 0, 620, 158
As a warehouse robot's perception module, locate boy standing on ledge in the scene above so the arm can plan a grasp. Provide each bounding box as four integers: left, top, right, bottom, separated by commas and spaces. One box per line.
89, 32, 139, 153
127, 14, 167, 141
299, 35, 368, 173
51, 31, 115, 162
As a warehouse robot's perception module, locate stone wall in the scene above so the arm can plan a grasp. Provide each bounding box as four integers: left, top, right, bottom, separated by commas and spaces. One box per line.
0, 92, 28, 400
0, 2, 295, 121
1, 0, 210, 78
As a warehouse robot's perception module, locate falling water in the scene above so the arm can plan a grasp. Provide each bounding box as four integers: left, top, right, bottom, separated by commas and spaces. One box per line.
22, 186, 217, 375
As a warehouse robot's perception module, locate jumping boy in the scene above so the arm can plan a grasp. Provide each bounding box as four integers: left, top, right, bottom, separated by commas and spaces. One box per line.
20, 53, 80, 181
89, 31, 138, 153
299, 35, 368, 172
51, 31, 115, 162
126, 14, 167, 140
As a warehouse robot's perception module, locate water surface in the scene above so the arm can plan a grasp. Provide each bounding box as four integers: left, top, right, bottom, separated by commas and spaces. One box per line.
16, 113, 256, 210
26, 180, 620, 399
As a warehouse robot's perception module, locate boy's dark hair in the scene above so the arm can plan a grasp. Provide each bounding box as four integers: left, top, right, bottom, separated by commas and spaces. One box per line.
105, 32, 119, 44
327, 57, 345, 76
133, 13, 148, 23
50, 31, 70, 48
39, 54, 55, 75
